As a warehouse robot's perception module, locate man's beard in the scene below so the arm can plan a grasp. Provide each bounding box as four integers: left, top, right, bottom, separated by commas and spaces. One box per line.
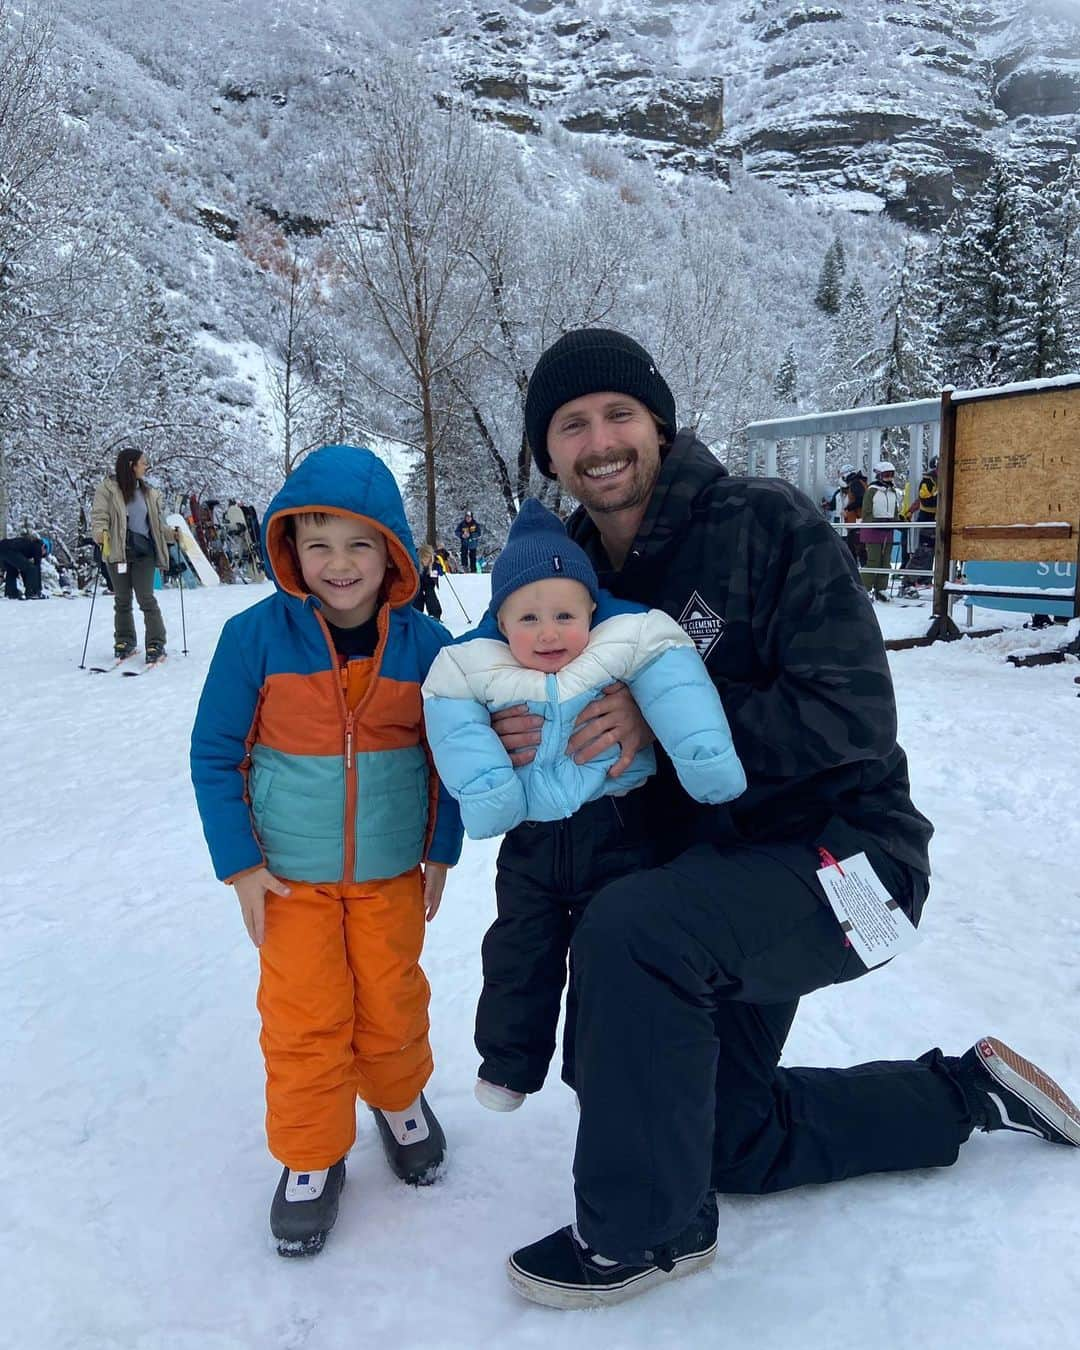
574, 453, 658, 515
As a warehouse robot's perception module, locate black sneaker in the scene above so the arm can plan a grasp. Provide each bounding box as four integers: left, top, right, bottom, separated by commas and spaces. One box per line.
958, 1036, 1080, 1146
270, 1159, 346, 1257
372, 1092, 445, 1185
507, 1194, 718, 1309
145, 642, 166, 664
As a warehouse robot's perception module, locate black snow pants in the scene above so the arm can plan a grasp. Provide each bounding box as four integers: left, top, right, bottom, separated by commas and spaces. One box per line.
412, 577, 443, 620
0, 538, 42, 598
569, 820, 977, 1264
476, 793, 657, 1096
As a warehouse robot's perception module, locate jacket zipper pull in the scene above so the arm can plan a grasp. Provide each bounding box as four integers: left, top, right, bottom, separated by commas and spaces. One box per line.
345, 714, 355, 770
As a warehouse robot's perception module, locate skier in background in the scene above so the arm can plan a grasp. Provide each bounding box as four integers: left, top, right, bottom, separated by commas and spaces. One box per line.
0, 535, 45, 599
860, 459, 900, 601
455, 510, 483, 572
412, 543, 443, 619
841, 465, 868, 566
91, 449, 178, 663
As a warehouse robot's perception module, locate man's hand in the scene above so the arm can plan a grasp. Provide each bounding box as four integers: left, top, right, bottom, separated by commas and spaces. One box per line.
567, 681, 655, 779
232, 867, 291, 946
422, 862, 449, 921
491, 703, 544, 767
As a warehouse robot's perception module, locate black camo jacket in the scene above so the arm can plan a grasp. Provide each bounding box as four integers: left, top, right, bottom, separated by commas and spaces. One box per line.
566, 431, 933, 878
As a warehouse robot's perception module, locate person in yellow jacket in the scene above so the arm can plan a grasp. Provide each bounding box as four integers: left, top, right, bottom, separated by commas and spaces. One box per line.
91, 448, 178, 663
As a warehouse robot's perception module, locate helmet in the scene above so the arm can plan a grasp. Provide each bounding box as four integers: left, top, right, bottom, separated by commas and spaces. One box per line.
840, 464, 856, 478
874, 460, 896, 475
928, 456, 939, 471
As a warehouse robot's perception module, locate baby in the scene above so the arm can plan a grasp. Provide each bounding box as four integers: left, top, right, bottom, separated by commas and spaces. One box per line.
422, 498, 745, 1110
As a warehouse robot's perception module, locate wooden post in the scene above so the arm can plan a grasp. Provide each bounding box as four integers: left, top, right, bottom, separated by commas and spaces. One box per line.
927, 388, 960, 641
1074, 527, 1080, 621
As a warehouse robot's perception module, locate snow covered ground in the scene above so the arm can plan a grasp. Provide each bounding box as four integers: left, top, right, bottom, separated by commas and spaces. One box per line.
3, 579, 1079, 1350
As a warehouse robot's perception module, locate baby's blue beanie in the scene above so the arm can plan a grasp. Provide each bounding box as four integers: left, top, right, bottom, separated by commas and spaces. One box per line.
489, 499, 599, 617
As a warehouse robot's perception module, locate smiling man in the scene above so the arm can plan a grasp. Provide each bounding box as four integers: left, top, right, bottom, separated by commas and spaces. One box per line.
498, 328, 1080, 1310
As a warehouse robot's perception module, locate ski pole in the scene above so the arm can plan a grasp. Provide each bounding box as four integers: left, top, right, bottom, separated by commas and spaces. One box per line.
177, 546, 189, 655
78, 551, 101, 669
441, 570, 471, 624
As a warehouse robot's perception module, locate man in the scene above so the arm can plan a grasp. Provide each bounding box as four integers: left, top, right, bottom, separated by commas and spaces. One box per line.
455, 510, 483, 573
494, 328, 1079, 1310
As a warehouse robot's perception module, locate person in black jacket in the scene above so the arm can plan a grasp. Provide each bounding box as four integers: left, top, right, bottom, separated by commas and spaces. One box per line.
494, 328, 1080, 1310
455, 511, 483, 572
412, 544, 443, 620
0, 536, 44, 598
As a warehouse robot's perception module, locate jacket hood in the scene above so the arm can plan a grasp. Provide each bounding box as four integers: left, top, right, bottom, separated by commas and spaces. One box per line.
262, 444, 419, 608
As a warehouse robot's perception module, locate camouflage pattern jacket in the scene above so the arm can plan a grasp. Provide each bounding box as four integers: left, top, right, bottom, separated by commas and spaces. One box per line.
566, 431, 933, 880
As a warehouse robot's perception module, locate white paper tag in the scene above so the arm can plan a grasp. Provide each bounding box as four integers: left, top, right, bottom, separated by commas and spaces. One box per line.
815, 851, 919, 969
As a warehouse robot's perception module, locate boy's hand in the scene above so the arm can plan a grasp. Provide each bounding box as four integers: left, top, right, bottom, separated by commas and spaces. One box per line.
491, 703, 543, 767
568, 681, 655, 779
232, 867, 291, 946
422, 862, 448, 921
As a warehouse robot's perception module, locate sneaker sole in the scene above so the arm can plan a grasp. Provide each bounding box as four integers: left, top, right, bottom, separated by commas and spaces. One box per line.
474, 1080, 526, 1112
506, 1243, 717, 1310
978, 1036, 1080, 1146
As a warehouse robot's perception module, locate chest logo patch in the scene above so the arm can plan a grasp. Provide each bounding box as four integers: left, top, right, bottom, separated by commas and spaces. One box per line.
677, 591, 727, 660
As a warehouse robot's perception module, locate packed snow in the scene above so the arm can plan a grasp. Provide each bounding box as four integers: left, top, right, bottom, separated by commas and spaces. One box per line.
2, 578, 1079, 1350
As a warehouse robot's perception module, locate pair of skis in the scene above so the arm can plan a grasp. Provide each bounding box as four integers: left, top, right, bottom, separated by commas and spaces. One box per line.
88, 649, 167, 676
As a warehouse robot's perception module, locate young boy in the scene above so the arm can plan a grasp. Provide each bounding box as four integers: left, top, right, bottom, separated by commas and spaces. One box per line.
190, 444, 463, 1257
422, 499, 745, 1111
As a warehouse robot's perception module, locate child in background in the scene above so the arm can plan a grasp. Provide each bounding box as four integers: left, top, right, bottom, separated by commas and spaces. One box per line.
413, 543, 443, 620
422, 499, 745, 1112
191, 444, 463, 1257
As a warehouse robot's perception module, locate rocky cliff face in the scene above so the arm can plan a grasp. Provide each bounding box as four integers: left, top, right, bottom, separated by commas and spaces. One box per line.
430, 0, 1080, 225
435, 2, 734, 177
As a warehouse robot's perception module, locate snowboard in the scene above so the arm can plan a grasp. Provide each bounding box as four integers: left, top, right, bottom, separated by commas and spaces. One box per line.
166, 513, 220, 587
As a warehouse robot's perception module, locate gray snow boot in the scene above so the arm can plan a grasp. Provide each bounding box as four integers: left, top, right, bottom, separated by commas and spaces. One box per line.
372, 1093, 445, 1185
270, 1159, 346, 1257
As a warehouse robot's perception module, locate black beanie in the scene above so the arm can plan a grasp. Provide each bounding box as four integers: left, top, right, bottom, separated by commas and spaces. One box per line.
524, 329, 677, 480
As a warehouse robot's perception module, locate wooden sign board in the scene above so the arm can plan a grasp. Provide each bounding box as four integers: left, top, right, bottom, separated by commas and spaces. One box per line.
950, 385, 1080, 562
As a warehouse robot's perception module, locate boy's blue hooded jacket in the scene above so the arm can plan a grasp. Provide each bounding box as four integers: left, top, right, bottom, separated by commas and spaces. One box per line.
422, 592, 746, 840
190, 445, 463, 884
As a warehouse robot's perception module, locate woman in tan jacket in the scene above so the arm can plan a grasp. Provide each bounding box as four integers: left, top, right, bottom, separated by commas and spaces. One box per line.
91, 448, 177, 663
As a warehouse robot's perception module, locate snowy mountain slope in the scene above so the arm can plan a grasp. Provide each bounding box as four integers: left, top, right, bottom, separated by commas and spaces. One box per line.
2, 582, 1079, 1349
45, 0, 1080, 343
430, 0, 1080, 224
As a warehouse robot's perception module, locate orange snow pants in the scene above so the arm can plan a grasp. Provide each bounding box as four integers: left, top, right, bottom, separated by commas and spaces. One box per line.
257, 867, 432, 1170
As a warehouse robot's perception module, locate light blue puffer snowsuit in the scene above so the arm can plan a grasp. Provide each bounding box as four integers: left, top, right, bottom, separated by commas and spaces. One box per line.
422, 592, 746, 840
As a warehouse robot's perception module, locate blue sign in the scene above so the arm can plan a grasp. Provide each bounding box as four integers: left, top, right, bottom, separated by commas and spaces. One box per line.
962, 561, 1076, 616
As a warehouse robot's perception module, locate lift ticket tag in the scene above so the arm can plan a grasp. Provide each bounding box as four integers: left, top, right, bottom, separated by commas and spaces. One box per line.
815, 851, 919, 969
